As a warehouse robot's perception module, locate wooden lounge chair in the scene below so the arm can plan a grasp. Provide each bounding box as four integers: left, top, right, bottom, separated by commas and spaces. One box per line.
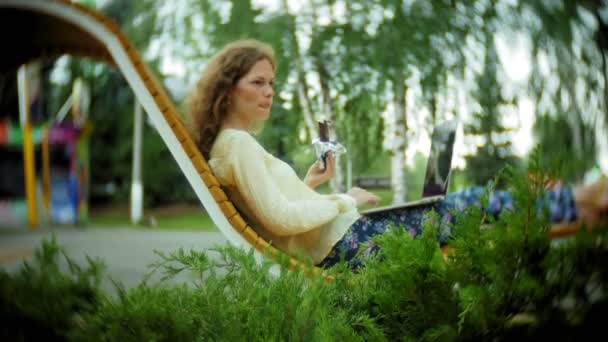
0, 0, 324, 276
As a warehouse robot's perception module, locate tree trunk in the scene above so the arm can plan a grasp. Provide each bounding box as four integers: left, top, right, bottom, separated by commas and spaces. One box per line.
311, 4, 344, 192
430, 94, 438, 125
282, 0, 317, 141
390, 75, 408, 204
315, 59, 344, 192
602, 50, 608, 125
594, 9, 608, 125
564, 76, 584, 158
296, 81, 318, 140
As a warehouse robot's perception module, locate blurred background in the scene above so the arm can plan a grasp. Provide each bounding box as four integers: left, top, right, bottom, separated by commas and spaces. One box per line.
1, 0, 607, 230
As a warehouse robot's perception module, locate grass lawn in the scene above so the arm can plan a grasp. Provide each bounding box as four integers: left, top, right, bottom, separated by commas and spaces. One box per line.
88, 203, 217, 231
374, 189, 395, 206
88, 189, 396, 231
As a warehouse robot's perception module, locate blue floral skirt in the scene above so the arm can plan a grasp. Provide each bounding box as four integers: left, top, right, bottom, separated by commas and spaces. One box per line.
318, 184, 578, 268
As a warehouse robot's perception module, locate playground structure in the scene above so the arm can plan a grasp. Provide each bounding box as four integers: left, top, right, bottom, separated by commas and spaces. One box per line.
0, 0, 592, 275
0, 61, 91, 228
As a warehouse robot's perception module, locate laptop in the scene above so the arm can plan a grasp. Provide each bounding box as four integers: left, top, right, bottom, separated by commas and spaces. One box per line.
360, 119, 458, 215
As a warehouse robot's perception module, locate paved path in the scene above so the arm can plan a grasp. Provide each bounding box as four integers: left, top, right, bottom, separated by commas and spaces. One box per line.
0, 226, 227, 292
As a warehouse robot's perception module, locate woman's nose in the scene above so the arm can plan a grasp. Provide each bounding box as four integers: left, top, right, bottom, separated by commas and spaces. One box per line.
264, 85, 273, 97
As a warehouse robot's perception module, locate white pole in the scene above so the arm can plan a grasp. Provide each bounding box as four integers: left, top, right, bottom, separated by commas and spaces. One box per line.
55, 93, 73, 123
130, 100, 143, 224
17, 66, 28, 127
347, 156, 352, 190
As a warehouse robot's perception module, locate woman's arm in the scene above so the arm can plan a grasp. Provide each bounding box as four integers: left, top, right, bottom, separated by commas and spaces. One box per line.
302, 153, 380, 207
229, 132, 350, 236
347, 187, 381, 207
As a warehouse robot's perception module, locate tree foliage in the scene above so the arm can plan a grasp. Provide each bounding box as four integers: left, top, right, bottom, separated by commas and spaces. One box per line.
42, 0, 607, 206
463, 28, 521, 186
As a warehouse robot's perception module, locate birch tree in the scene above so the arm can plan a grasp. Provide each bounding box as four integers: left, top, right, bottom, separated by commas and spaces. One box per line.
511, 0, 607, 177
371, 0, 463, 203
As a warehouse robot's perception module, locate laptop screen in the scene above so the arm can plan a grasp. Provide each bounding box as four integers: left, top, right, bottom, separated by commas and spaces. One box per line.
422, 120, 458, 197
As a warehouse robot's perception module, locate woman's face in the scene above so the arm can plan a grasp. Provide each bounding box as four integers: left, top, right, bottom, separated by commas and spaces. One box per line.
229, 58, 275, 128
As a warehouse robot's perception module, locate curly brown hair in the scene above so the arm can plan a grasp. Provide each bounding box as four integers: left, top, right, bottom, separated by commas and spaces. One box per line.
187, 39, 276, 159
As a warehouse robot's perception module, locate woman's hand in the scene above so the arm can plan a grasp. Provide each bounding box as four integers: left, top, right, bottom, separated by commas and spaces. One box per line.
304, 152, 335, 189
347, 187, 381, 207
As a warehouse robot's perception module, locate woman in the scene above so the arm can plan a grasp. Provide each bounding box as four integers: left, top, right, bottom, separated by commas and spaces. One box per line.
188, 39, 607, 268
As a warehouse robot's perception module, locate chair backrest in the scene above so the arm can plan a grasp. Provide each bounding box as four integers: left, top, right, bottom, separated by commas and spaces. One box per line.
0, 0, 327, 278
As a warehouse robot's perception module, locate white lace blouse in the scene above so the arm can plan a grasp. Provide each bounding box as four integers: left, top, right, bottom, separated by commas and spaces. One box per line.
208, 129, 359, 264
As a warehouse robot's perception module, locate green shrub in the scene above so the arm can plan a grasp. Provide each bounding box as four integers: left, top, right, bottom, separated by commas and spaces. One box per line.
0, 238, 104, 341
347, 151, 608, 340
2, 150, 607, 341
73, 247, 382, 341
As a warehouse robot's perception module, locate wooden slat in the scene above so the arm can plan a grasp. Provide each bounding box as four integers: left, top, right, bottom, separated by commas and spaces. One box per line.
162, 111, 180, 128
255, 238, 270, 252
228, 215, 248, 232
118, 34, 133, 52
102, 18, 121, 34
182, 140, 200, 158
242, 226, 260, 246
288, 258, 301, 271
201, 170, 220, 187
218, 201, 237, 218
129, 54, 144, 73
209, 186, 228, 202
156, 97, 170, 114
548, 222, 583, 239
191, 156, 210, 173
303, 267, 320, 279
161, 98, 179, 115
142, 76, 160, 97
81, 3, 111, 26
134, 62, 152, 82
267, 247, 280, 261
256, 240, 280, 260
172, 122, 190, 143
